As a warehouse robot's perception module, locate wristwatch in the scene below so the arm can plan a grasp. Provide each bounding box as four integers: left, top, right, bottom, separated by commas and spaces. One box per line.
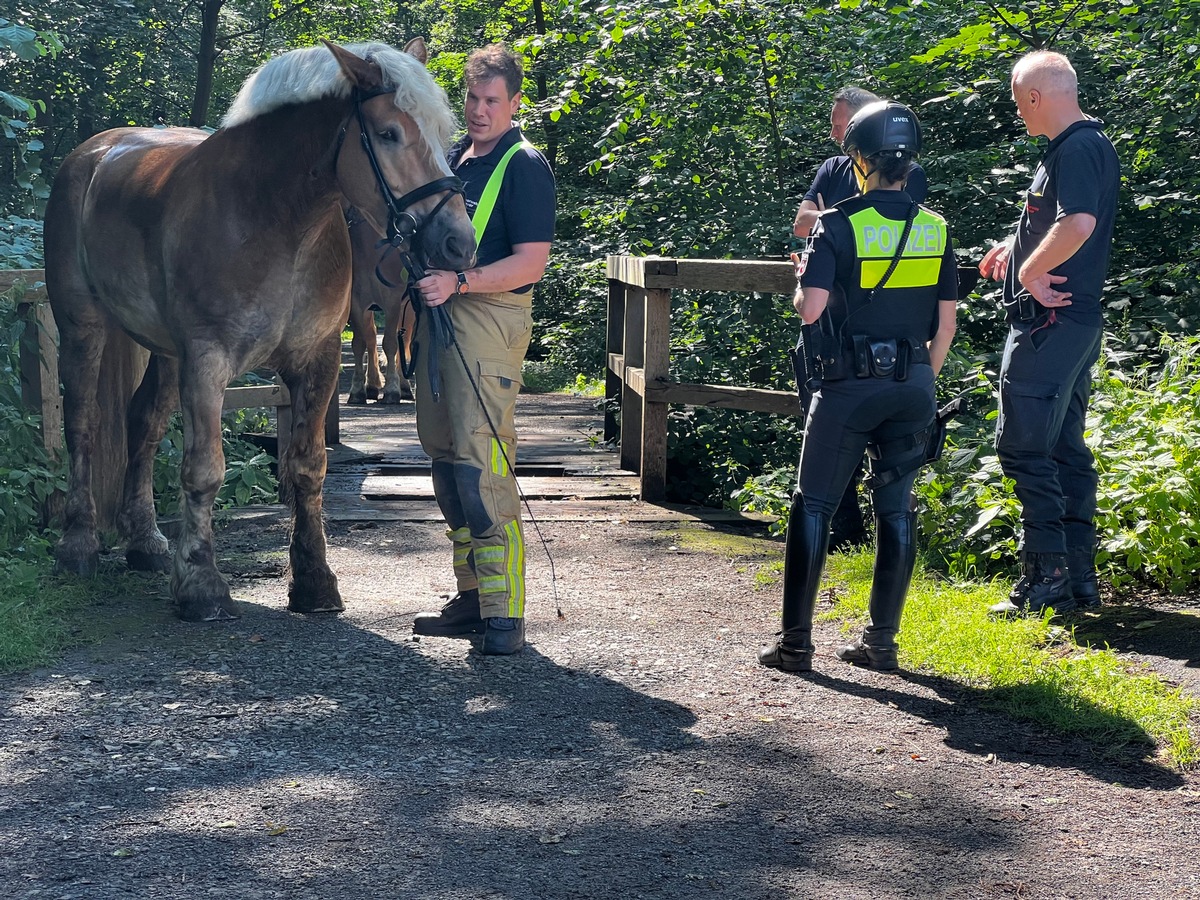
454, 271, 470, 295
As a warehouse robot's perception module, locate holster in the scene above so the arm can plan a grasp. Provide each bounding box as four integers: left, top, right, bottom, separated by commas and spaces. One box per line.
924, 396, 966, 464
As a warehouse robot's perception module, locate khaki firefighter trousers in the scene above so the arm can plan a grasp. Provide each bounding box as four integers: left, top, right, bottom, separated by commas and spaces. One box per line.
414, 291, 532, 619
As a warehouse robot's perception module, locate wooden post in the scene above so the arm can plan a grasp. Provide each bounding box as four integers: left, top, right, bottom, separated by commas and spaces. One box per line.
639, 287, 670, 501
604, 275, 626, 443
620, 287, 646, 475
14, 298, 63, 457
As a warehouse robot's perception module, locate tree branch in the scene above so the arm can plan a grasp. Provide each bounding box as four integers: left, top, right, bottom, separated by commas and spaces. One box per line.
982, 0, 1035, 47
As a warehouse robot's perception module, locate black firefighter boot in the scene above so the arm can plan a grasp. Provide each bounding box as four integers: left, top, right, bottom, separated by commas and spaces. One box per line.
837, 510, 916, 672
1067, 545, 1102, 609
989, 551, 1075, 618
759, 494, 830, 673
413, 588, 485, 636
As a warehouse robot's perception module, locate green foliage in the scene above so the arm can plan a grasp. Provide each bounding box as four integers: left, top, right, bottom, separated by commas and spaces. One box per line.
151, 408, 278, 515
1089, 337, 1200, 592
0, 17, 59, 226
0, 282, 67, 552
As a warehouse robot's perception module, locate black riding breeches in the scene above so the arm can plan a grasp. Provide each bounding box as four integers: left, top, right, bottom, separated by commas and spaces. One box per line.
797, 366, 936, 519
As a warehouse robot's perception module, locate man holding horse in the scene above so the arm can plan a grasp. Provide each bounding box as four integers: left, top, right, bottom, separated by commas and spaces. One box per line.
411, 43, 556, 655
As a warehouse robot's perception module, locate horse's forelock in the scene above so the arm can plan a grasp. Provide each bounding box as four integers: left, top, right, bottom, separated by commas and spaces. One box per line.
221, 42, 461, 161
351, 43, 460, 160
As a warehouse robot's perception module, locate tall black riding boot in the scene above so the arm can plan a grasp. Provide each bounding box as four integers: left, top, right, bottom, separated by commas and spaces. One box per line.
837, 511, 916, 672
759, 494, 830, 673
1066, 545, 1101, 609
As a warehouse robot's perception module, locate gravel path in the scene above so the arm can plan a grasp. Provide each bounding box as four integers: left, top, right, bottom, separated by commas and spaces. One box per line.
2, 509, 1198, 900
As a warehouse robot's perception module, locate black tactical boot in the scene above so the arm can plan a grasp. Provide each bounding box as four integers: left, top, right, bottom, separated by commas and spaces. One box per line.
413, 589, 485, 636
989, 552, 1075, 618
837, 511, 915, 672
759, 495, 830, 673
481, 616, 525, 655
1067, 546, 1102, 609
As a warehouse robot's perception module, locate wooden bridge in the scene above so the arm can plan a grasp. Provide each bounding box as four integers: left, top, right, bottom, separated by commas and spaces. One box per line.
5, 257, 803, 526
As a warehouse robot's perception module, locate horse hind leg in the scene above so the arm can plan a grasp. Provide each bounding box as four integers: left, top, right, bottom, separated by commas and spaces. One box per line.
53, 307, 109, 577
119, 353, 179, 572
279, 334, 343, 614
172, 364, 239, 621
381, 299, 415, 403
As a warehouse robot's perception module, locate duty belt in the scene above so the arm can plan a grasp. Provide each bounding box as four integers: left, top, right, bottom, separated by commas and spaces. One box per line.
820, 336, 930, 382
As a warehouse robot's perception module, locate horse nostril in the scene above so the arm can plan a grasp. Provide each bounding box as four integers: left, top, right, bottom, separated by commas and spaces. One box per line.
445, 231, 474, 266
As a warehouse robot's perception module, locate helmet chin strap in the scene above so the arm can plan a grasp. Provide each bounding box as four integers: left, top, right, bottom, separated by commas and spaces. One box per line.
850, 154, 874, 193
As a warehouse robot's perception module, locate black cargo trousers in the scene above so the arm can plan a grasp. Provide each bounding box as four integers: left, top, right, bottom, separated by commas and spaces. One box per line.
996, 316, 1103, 557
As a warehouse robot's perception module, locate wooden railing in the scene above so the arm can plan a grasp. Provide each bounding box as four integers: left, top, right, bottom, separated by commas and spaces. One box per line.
2, 268, 338, 527
606, 255, 804, 501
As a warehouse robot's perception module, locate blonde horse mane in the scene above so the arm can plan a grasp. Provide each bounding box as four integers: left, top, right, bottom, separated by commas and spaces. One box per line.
222, 42, 459, 156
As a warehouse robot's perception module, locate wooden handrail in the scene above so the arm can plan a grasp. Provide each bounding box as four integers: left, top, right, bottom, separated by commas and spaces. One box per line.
605, 255, 802, 500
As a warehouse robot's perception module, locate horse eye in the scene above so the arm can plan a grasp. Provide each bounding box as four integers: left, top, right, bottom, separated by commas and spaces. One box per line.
377, 127, 401, 144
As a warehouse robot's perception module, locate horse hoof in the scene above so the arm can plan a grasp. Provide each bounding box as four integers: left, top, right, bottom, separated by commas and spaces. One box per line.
288, 581, 344, 615
381, 391, 402, 405
177, 596, 241, 622
366, 386, 380, 401
126, 548, 171, 573
55, 552, 99, 578
347, 393, 367, 405
288, 596, 345, 615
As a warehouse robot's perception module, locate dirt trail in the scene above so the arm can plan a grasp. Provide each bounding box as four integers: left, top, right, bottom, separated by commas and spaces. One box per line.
2, 394, 1197, 899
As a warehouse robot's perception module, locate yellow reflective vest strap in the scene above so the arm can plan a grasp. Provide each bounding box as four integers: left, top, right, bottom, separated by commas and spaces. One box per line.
471, 141, 531, 247
847, 206, 948, 290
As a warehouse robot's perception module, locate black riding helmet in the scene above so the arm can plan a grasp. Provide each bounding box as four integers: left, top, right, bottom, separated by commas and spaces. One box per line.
841, 100, 922, 159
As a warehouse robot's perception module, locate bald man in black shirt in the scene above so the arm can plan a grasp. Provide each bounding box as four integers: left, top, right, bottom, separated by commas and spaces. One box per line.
979, 50, 1119, 618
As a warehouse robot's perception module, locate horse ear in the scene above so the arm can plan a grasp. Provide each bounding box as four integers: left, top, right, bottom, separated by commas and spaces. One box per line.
322, 39, 385, 95
403, 37, 429, 66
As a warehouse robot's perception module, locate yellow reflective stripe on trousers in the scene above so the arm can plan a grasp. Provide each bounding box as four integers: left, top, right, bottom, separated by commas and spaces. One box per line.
490, 437, 508, 477
505, 519, 525, 616
475, 546, 506, 565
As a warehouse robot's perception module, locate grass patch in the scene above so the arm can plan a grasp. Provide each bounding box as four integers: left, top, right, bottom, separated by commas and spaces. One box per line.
0, 553, 96, 673
820, 550, 1200, 769
669, 526, 778, 559
0, 547, 171, 674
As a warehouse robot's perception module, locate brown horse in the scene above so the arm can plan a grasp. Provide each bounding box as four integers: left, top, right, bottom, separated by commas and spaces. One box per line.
346, 212, 416, 405
44, 39, 474, 621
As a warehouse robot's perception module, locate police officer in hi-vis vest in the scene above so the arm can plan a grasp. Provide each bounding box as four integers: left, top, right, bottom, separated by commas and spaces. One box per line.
759, 101, 958, 674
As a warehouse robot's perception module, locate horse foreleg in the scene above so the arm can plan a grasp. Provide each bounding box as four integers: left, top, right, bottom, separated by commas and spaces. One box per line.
119, 353, 180, 573
172, 367, 238, 622
280, 335, 343, 614
381, 299, 415, 403
54, 312, 108, 576
347, 311, 371, 405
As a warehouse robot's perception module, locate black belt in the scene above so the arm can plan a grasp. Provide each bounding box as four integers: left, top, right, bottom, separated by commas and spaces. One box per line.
821, 337, 929, 382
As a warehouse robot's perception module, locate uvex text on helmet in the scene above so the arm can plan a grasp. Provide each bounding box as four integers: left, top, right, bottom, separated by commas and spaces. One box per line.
841, 101, 922, 158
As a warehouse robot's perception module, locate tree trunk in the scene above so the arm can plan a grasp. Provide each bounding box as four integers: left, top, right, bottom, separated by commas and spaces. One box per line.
191, 0, 223, 127
530, 0, 557, 171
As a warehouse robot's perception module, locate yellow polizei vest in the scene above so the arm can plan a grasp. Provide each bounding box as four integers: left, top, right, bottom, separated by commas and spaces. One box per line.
846, 206, 948, 289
